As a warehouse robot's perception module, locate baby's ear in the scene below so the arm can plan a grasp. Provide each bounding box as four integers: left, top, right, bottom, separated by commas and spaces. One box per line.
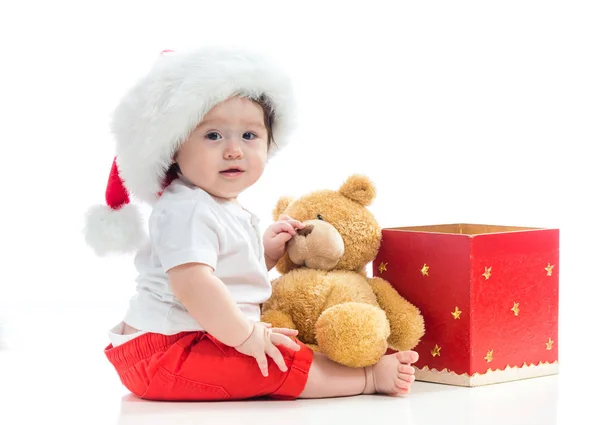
339, 175, 376, 206
273, 196, 294, 221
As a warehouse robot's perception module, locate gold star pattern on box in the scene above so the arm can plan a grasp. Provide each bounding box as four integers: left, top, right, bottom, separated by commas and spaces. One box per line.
421, 263, 429, 276
431, 344, 441, 357
545, 263, 554, 276
484, 350, 493, 363
546, 338, 554, 350
482, 266, 492, 280
511, 302, 520, 316
378, 262, 387, 274
451, 306, 462, 319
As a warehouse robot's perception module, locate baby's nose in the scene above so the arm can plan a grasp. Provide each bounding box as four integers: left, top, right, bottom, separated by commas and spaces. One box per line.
297, 225, 314, 237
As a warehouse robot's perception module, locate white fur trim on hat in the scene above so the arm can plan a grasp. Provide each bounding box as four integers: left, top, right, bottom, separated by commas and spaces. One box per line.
111, 46, 296, 205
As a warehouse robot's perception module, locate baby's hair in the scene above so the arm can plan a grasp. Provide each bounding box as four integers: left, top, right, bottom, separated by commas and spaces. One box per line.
253, 94, 276, 149
164, 94, 276, 186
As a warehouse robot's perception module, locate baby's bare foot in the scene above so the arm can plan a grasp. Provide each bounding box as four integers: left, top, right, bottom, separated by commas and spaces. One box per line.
363, 351, 419, 396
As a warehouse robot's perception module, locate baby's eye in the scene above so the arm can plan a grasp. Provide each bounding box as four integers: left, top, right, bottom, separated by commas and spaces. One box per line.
242, 132, 256, 140
317, 214, 324, 221
206, 132, 222, 141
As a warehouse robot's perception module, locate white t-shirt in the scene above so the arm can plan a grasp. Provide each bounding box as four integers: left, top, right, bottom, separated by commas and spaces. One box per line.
108, 176, 271, 347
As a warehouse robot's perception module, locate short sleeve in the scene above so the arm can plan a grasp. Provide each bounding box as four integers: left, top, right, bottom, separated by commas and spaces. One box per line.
150, 201, 220, 273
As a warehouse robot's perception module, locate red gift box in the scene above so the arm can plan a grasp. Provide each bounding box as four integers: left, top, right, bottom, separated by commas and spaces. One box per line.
373, 223, 559, 386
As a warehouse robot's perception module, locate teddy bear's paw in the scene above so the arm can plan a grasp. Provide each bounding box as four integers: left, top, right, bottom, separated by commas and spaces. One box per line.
315, 302, 390, 368
387, 313, 426, 352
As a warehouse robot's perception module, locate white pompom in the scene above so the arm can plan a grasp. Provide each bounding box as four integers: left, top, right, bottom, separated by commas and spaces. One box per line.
84, 203, 147, 256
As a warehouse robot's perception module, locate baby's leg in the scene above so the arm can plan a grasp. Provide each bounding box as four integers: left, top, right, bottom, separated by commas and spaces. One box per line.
299, 351, 418, 398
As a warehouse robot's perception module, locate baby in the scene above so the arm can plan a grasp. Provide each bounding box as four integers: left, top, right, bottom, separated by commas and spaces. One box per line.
85, 47, 418, 401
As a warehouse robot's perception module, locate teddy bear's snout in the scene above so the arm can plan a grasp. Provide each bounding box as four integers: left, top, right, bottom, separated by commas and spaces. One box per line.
287, 219, 345, 271
297, 224, 314, 237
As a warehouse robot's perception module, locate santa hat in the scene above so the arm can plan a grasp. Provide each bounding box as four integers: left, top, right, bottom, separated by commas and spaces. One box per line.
84, 47, 296, 256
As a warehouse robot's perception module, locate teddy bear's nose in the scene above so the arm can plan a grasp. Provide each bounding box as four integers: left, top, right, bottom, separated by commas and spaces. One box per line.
297, 224, 314, 237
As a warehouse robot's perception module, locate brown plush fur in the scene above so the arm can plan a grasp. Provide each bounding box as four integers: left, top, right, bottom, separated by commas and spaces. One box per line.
261, 175, 425, 368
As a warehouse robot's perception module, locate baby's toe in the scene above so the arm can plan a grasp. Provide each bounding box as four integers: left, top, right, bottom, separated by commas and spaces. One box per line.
395, 378, 411, 389
398, 373, 416, 383
398, 364, 415, 375
396, 350, 419, 364
394, 379, 412, 395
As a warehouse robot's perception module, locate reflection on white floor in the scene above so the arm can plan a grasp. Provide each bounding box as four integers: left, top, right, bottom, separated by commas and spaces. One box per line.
0, 305, 592, 425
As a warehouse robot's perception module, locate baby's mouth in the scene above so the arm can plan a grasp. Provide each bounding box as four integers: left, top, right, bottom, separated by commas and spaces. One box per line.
219, 167, 245, 176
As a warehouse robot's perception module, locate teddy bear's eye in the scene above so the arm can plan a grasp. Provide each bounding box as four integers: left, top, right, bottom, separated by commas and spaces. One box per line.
317, 214, 324, 221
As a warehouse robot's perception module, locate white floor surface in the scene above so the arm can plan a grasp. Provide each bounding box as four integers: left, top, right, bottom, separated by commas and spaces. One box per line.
0, 305, 595, 425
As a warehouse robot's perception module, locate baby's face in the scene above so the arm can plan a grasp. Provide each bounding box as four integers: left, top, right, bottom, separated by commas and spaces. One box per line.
175, 96, 269, 200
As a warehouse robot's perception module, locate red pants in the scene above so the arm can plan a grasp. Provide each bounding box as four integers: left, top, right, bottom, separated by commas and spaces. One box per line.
104, 331, 313, 401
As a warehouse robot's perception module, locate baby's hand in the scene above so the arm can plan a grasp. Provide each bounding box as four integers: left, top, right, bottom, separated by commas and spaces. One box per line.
263, 215, 305, 264
234, 323, 300, 377
260, 322, 298, 337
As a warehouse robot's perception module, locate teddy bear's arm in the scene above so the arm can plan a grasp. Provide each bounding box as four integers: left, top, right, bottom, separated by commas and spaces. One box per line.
260, 276, 298, 331
368, 277, 425, 351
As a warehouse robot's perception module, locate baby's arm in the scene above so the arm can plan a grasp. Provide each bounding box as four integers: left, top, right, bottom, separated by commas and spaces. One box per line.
169, 263, 253, 346
169, 262, 300, 376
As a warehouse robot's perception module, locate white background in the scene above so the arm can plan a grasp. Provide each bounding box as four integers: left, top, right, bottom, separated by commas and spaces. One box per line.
0, 1, 598, 421
2, 0, 598, 305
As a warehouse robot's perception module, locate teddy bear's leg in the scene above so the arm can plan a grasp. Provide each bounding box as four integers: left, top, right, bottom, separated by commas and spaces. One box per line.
261, 309, 321, 352
368, 277, 425, 351
261, 309, 297, 331
315, 302, 390, 368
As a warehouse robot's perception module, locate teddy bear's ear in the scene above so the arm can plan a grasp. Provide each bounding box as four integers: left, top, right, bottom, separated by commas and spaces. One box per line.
273, 196, 294, 221
339, 175, 376, 206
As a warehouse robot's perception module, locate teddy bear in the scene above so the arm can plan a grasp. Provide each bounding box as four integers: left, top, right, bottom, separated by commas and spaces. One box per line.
261, 175, 425, 368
